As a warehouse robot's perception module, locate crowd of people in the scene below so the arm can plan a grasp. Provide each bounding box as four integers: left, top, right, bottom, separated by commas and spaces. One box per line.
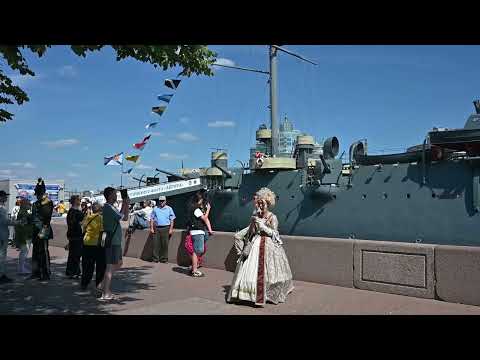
0, 178, 294, 306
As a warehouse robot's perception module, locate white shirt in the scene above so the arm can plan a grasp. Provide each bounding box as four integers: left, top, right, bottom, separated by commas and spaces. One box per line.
132, 206, 153, 220
190, 208, 205, 236
11, 205, 20, 220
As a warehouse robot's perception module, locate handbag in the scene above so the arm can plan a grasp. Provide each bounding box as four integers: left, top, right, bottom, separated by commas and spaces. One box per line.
38, 226, 50, 240
233, 226, 249, 256
234, 225, 255, 258
185, 233, 207, 259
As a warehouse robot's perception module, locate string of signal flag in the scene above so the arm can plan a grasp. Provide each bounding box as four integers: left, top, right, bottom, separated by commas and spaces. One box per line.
103, 78, 182, 178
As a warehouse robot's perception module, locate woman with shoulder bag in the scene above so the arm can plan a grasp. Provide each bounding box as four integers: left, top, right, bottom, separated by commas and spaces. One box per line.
80, 202, 106, 293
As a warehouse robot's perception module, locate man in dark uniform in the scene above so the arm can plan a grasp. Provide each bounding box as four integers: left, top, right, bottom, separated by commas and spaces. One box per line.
30, 179, 53, 281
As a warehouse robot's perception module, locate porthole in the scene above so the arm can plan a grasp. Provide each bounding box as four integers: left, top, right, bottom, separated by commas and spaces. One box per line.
432, 193, 436, 198
332, 195, 337, 200
362, 194, 367, 199
382, 193, 388, 199
406, 193, 411, 199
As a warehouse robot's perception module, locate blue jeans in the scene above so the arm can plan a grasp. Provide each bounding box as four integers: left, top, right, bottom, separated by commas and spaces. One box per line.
191, 234, 205, 255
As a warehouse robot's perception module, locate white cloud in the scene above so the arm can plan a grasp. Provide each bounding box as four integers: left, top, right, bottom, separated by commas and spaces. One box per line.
207, 120, 236, 128
213, 58, 236, 68
179, 116, 190, 124
176, 132, 198, 142
58, 65, 77, 78
159, 153, 189, 160
41, 138, 80, 148
9, 162, 35, 169
66, 172, 79, 177
72, 163, 88, 168
137, 164, 153, 170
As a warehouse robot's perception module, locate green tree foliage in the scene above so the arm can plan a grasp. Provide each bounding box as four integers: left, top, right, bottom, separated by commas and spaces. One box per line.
0, 45, 216, 122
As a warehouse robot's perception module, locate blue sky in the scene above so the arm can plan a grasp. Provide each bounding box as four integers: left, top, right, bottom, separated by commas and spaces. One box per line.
1, 45, 480, 192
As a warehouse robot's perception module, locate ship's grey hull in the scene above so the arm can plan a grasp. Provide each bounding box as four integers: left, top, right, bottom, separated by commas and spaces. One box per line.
169, 161, 480, 246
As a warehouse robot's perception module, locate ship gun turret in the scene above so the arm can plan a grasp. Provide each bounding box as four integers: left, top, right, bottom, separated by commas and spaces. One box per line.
155, 168, 187, 181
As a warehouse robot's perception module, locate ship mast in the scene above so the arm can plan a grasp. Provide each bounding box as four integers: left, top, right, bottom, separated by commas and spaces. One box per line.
269, 45, 279, 157
212, 45, 317, 157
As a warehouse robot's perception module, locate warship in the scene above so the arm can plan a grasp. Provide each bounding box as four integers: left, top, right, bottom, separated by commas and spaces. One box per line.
159, 46, 480, 246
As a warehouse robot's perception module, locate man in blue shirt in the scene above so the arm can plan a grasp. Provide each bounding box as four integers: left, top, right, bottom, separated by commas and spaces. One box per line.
149, 196, 175, 263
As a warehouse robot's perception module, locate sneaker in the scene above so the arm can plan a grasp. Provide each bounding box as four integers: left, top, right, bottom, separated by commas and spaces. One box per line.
98, 293, 116, 301
0, 275, 13, 284
191, 270, 204, 277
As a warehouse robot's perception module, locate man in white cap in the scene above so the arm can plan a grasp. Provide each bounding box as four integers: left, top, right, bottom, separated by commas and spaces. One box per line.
0, 190, 15, 283
149, 196, 175, 263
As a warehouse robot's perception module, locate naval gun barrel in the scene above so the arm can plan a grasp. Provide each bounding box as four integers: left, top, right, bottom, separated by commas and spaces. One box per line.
155, 168, 187, 181
213, 163, 232, 178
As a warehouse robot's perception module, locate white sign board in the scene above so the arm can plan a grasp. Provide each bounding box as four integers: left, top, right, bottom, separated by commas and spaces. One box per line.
91, 178, 202, 205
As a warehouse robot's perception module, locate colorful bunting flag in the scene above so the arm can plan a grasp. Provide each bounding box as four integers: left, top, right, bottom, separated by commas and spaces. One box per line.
104, 152, 123, 166
165, 79, 181, 90
123, 168, 133, 174
125, 155, 140, 163
133, 134, 152, 150
152, 106, 166, 116
146, 122, 159, 129
133, 142, 146, 151
157, 94, 174, 103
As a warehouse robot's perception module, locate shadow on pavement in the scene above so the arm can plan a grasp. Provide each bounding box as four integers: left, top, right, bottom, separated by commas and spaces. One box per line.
171, 266, 192, 276
0, 256, 155, 315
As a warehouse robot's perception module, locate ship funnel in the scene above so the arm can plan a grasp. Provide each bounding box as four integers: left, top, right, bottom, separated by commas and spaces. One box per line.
474, 100, 480, 114
323, 137, 339, 159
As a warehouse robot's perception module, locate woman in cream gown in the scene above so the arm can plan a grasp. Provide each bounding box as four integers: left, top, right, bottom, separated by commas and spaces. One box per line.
227, 187, 294, 306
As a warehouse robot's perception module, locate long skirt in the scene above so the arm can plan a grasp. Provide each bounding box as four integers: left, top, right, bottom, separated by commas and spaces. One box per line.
31, 235, 51, 279
227, 235, 294, 306
66, 237, 83, 276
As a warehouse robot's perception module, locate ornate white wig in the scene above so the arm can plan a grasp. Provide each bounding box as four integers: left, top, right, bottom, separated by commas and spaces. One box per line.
255, 187, 276, 209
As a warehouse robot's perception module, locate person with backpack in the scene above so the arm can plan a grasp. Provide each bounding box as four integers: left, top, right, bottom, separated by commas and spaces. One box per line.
187, 192, 213, 277
80, 202, 106, 293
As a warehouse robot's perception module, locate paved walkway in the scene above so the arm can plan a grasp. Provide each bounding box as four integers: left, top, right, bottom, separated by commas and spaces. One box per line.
1, 246, 480, 315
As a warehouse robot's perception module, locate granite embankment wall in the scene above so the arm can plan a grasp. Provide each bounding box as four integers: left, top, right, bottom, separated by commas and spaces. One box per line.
50, 220, 480, 306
